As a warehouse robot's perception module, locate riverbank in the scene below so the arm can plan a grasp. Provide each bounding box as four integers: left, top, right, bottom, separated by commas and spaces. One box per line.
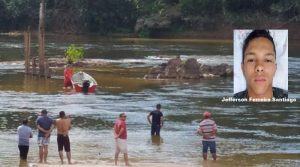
29, 162, 189, 167
2, 22, 300, 40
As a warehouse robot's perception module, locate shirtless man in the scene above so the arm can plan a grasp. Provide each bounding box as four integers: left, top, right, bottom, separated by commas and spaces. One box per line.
55, 111, 72, 164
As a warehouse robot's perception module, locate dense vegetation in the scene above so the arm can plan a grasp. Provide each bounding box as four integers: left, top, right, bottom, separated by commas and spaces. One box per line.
0, 0, 299, 35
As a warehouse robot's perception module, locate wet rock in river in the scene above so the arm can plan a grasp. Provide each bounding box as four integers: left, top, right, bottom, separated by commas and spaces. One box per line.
164, 57, 182, 78
144, 58, 233, 79
178, 58, 200, 79
144, 63, 167, 79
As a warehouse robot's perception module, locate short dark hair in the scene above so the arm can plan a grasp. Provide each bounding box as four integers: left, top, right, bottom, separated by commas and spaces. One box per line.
41, 109, 47, 115
242, 30, 276, 63
156, 104, 161, 109
59, 111, 65, 118
119, 113, 126, 118
22, 119, 28, 125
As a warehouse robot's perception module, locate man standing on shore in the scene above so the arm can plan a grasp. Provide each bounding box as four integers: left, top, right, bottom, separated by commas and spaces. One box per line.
55, 111, 72, 164
114, 113, 130, 166
36, 109, 54, 163
147, 104, 164, 136
17, 118, 33, 160
197, 111, 217, 160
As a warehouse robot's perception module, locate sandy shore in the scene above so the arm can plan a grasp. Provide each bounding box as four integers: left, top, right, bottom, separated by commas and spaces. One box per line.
25, 153, 300, 167
28, 162, 192, 167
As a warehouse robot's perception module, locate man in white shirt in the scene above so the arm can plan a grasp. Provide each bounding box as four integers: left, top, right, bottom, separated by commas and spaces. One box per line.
17, 119, 33, 160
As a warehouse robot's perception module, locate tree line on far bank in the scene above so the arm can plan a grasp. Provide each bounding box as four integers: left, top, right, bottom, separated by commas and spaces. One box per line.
0, 0, 299, 36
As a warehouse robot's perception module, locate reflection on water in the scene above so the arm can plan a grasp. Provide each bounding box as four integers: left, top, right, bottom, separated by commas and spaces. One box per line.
18, 159, 28, 167
0, 65, 161, 94
151, 136, 164, 146
0, 35, 300, 166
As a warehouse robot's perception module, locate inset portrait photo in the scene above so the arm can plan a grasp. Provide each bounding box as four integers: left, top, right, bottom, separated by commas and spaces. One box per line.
233, 29, 288, 101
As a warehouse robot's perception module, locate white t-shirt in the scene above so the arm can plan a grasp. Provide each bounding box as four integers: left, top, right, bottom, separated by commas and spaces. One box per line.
17, 125, 32, 146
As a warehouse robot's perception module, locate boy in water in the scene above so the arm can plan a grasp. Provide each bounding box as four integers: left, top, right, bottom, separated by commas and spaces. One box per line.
197, 111, 217, 160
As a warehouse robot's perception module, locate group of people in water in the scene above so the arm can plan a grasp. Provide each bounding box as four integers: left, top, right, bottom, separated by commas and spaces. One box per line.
17, 109, 72, 165
15, 28, 291, 166
17, 104, 218, 166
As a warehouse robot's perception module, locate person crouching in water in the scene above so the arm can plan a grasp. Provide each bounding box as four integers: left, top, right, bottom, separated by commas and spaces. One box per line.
197, 111, 217, 160
82, 80, 90, 94
55, 111, 72, 164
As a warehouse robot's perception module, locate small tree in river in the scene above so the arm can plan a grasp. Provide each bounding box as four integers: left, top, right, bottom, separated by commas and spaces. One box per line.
65, 44, 84, 64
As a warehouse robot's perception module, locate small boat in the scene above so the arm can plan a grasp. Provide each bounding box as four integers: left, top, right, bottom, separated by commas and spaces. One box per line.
71, 71, 97, 93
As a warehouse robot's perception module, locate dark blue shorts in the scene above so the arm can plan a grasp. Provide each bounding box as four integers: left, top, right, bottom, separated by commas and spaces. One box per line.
151, 125, 161, 136
202, 141, 216, 153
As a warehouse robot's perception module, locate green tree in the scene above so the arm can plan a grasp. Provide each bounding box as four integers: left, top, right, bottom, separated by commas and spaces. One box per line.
4, 0, 39, 30
0, 0, 10, 30
65, 44, 84, 64
180, 0, 223, 16
0, 0, 299, 33
179, 0, 223, 30
270, 0, 300, 22
46, 0, 86, 33
83, 0, 137, 33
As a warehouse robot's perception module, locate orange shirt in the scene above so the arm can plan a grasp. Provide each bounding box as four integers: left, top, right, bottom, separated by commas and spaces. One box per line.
64, 67, 73, 87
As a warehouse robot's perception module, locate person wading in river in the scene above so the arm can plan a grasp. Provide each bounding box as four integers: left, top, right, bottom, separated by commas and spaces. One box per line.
147, 104, 164, 136
17, 118, 33, 161
197, 111, 217, 160
63, 63, 73, 89
36, 109, 54, 163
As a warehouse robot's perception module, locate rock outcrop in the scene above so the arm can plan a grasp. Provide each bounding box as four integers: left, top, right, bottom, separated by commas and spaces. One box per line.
144, 58, 232, 79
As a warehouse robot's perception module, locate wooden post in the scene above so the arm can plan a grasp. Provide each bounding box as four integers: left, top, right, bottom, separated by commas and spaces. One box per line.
38, 0, 45, 76
28, 29, 31, 72
24, 28, 31, 74
24, 31, 29, 74
32, 57, 37, 75
44, 59, 51, 78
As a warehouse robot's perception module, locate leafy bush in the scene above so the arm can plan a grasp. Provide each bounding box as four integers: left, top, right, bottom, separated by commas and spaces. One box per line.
65, 44, 84, 64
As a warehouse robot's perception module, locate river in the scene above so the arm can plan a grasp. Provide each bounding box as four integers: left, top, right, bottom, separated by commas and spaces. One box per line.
0, 34, 299, 166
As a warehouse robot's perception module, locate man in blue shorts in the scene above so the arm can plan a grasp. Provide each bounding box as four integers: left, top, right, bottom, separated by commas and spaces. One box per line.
36, 109, 54, 163
197, 111, 217, 160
